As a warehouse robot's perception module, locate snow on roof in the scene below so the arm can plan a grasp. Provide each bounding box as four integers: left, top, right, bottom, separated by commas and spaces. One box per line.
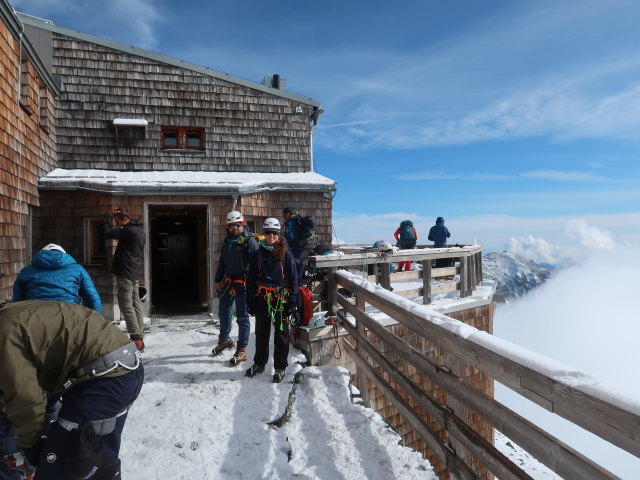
112, 118, 148, 126
39, 168, 336, 195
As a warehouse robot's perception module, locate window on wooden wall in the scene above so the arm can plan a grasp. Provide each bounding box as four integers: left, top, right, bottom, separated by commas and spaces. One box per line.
160, 126, 205, 150
85, 217, 107, 265
38, 81, 51, 133
19, 57, 34, 115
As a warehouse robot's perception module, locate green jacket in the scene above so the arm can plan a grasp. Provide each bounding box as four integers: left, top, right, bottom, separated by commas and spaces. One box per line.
0, 300, 131, 448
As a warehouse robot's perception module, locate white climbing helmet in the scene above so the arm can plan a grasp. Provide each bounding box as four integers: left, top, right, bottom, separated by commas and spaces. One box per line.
226, 211, 244, 225
263, 217, 281, 231
375, 241, 393, 253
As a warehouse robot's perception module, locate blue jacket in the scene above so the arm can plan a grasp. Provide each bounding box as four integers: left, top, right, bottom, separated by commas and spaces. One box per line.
247, 242, 298, 305
12, 250, 102, 312
428, 217, 451, 248
284, 217, 304, 255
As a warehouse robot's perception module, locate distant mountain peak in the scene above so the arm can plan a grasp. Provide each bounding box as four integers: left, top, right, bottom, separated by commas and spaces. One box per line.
483, 251, 552, 299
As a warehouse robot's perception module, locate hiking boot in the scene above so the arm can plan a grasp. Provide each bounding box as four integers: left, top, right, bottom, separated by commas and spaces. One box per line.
229, 348, 247, 366
132, 338, 145, 353
272, 369, 285, 383
212, 338, 235, 356
245, 364, 265, 377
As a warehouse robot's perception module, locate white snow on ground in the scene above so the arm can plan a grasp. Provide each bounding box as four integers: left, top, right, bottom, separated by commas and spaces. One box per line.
119, 320, 436, 480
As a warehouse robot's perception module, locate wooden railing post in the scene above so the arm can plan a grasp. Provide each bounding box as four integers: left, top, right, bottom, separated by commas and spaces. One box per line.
460, 256, 470, 298
355, 292, 367, 393
380, 262, 391, 290
327, 267, 338, 311
422, 260, 432, 304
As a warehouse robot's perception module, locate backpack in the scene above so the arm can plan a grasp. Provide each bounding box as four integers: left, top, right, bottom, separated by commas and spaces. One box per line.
295, 215, 318, 247
399, 220, 416, 246
297, 286, 314, 325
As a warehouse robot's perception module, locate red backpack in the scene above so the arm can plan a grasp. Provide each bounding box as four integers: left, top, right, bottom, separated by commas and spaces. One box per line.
297, 286, 314, 325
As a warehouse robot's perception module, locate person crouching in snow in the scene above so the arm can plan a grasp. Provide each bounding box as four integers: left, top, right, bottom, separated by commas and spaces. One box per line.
0, 300, 144, 480
245, 218, 299, 383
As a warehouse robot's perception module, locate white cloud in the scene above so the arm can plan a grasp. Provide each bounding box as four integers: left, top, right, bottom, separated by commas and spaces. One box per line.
563, 218, 616, 250
506, 235, 564, 265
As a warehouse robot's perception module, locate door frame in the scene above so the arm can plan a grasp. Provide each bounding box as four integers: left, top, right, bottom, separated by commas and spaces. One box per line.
143, 201, 214, 314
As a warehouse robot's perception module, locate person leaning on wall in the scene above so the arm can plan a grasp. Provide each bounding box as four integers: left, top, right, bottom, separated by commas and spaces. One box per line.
104, 207, 146, 352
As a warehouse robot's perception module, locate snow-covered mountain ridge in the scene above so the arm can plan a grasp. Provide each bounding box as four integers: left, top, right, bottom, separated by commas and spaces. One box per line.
483, 251, 553, 299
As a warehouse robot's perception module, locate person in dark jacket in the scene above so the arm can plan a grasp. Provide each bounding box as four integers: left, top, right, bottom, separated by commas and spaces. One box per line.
0, 300, 144, 480
245, 218, 298, 383
212, 211, 259, 366
282, 207, 307, 286
104, 207, 146, 352
428, 217, 451, 248
13, 243, 102, 312
429, 217, 452, 270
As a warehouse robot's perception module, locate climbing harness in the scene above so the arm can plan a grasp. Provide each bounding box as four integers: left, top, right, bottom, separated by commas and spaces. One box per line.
256, 284, 290, 330
219, 275, 247, 298
57, 405, 132, 435
324, 311, 342, 360
64, 342, 140, 389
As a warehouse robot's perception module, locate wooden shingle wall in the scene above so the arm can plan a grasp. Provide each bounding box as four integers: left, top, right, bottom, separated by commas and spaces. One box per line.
34, 190, 332, 317
51, 35, 315, 172
0, 19, 56, 302
363, 303, 495, 480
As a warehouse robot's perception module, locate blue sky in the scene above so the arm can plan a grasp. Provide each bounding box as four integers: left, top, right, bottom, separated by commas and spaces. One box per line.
13, 0, 640, 257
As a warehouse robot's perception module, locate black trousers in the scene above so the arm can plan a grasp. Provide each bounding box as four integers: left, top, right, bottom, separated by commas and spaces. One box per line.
253, 295, 289, 371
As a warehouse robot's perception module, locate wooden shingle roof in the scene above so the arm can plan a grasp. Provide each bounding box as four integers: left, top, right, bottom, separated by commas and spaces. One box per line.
16, 12, 321, 108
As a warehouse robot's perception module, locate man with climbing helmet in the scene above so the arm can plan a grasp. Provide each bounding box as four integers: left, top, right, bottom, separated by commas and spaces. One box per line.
213, 211, 259, 366
245, 218, 299, 383
0, 300, 144, 480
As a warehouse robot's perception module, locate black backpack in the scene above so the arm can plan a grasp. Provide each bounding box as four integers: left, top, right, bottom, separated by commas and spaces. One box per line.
399, 220, 416, 246
296, 214, 318, 247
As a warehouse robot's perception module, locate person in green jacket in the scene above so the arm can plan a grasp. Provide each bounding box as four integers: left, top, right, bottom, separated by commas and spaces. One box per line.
0, 300, 144, 480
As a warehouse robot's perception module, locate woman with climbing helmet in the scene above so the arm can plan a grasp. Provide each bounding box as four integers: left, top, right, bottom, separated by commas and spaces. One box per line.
245, 217, 299, 383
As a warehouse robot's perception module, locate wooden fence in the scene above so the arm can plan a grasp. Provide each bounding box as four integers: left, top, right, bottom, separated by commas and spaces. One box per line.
306, 247, 640, 480
307, 244, 483, 307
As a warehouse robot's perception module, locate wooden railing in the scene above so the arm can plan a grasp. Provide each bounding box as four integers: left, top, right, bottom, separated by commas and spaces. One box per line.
307, 244, 483, 306
324, 270, 640, 480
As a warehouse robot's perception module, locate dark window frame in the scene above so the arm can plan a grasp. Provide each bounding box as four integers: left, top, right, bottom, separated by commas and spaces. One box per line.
85, 217, 107, 265
160, 126, 205, 150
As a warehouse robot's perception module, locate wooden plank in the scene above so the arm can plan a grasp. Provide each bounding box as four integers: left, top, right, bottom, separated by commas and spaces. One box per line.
337, 294, 623, 480
392, 287, 422, 299
422, 260, 431, 305
431, 283, 458, 295
342, 340, 480, 480
390, 270, 421, 281
380, 263, 391, 290
341, 318, 533, 479
335, 272, 640, 459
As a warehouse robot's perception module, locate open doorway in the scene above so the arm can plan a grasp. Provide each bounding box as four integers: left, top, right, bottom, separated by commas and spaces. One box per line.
148, 204, 208, 315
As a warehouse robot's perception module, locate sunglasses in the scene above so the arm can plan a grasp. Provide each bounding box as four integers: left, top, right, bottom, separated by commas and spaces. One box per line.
227, 223, 243, 228
264, 230, 280, 236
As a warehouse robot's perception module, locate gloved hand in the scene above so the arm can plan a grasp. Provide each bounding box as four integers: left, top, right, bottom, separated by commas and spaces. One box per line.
22, 438, 45, 467
247, 302, 255, 316
289, 306, 300, 326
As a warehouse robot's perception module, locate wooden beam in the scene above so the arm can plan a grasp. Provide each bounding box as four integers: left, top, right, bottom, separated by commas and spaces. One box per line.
335, 272, 640, 459
337, 293, 623, 480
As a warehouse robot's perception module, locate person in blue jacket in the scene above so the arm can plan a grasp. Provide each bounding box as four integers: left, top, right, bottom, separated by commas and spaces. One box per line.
12, 243, 102, 312
282, 207, 307, 286
245, 218, 299, 383
428, 217, 451, 248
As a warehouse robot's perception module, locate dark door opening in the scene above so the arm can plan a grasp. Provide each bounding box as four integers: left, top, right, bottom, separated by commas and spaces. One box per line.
149, 205, 208, 315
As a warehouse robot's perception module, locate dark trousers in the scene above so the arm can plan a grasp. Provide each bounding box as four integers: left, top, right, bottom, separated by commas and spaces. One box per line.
0, 413, 21, 480
253, 295, 289, 370
293, 250, 307, 287
34, 366, 144, 480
